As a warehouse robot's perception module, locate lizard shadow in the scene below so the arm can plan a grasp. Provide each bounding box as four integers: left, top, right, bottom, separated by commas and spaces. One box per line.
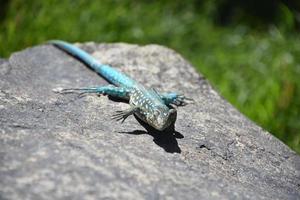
120, 115, 184, 154
108, 96, 129, 103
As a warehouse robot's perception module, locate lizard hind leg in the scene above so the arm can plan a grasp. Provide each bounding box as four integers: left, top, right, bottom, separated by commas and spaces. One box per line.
53, 85, 130, 99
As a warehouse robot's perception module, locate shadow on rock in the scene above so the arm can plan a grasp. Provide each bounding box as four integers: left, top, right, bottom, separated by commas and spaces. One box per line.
120, 115, 183, 153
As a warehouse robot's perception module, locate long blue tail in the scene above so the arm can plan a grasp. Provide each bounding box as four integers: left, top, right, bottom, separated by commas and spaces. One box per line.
49, 40, 135, 87
49, 40, 101, 68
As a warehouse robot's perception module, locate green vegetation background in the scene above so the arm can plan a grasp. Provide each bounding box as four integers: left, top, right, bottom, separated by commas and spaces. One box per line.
0, 0, 299, 153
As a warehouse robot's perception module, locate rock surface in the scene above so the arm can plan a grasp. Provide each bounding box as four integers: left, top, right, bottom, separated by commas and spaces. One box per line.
0, 43, 299, 200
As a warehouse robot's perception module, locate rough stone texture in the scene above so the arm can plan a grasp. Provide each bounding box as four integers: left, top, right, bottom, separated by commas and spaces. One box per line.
0, 42, 299, 200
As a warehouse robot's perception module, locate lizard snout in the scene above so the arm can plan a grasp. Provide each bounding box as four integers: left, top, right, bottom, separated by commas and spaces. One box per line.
153, 108, 177, 131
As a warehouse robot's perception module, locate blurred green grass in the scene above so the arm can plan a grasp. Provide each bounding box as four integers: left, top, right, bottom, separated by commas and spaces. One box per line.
1, 0, 299, 153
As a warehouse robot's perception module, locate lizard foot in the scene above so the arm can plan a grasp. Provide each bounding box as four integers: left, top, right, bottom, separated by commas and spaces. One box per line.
171, 95, 194, 106
111, 107, 139, 123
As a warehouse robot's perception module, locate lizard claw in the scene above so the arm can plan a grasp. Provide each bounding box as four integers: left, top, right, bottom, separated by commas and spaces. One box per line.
53, 87, 84, 94
173, 95, 194, 106
52, 87, 66, 93
111, 110, 129, 123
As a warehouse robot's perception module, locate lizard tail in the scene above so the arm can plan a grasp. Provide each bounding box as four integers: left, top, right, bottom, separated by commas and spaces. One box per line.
49, 40, 136, 87
48, 40, 103, 73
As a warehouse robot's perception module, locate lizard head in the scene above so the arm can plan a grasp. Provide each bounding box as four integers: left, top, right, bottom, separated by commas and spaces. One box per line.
148, 107, 177, 131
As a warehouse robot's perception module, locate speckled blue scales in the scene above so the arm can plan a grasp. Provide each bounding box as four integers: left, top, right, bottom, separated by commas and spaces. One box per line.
96, 65, 136, 88
50, 40, 191, 131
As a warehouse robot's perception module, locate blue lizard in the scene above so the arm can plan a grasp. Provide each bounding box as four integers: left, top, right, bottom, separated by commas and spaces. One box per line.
50, 40, 192, 131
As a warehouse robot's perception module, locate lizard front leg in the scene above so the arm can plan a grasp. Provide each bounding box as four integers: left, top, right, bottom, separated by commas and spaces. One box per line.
111, 106, 140, 123
160, 92, 194, 107
54, 85, 131, 100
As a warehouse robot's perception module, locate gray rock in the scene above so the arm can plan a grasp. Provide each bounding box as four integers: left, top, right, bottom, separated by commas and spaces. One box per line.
0, 42, 299, 200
